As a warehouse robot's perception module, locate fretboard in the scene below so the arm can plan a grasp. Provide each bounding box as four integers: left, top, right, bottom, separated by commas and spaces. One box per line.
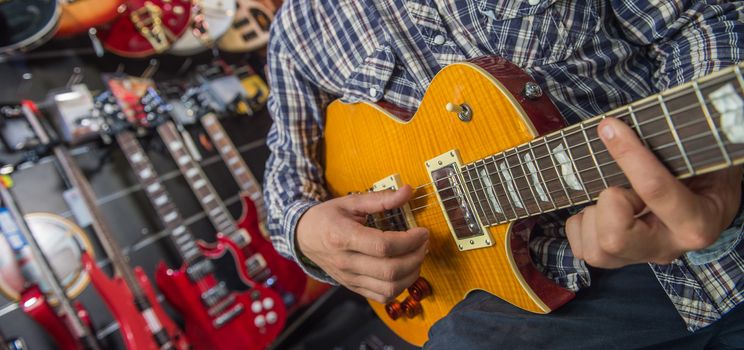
157, 121, 242, 241
464, 64, 744, 226
200, 113, 266, 220
116, 131, 203, 264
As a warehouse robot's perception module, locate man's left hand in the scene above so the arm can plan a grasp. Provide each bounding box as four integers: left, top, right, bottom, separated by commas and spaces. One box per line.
565, 117, 742, 268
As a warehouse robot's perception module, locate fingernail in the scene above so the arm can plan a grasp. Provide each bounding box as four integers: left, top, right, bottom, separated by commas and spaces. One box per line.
600, 123, 615, 140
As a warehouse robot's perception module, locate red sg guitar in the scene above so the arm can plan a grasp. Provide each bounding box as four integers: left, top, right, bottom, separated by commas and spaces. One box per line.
19, 286, 93, 350
97, 0, 191, 57
182, 86, 307, 308
100, 80, 286, 349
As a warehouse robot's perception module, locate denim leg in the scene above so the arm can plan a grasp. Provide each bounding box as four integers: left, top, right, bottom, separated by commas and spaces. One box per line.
424, 264, 726, 350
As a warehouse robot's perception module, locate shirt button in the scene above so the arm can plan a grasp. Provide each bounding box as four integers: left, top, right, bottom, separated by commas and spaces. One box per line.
369, 87, 378, 97
528, 0, 540, 5
433, 35, 446, 45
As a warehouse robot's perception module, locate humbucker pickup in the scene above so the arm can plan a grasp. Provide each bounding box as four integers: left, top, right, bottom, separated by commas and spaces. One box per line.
426, 150, 493, 251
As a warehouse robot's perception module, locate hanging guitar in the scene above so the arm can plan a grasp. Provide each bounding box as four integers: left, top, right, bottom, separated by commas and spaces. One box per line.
20, 100, 189, 350
0, 0, 59, 55
155, 83, 306, 308
56, 0, 123, 37
322, 57, 744, 345
95, 87, 285, 349
97, 0, 191, 57
217, 0, 272, 53
169, 0, 237, 56
0, 182, 100, 350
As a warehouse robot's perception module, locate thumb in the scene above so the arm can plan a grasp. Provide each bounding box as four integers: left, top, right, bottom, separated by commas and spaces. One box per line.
345, 184, 413, 215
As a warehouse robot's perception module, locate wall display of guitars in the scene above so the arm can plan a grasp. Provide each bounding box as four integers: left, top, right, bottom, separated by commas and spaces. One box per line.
21, 100, 190, 350
0, 174, 101, 350
0, 0, 281, 57
100, 77, 286, 349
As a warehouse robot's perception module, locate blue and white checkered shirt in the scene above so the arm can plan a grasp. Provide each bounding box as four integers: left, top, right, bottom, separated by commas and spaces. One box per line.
264, 0, 744, 331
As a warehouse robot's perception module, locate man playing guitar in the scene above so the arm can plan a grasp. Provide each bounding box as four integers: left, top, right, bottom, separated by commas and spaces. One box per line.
264, 1, 744, 348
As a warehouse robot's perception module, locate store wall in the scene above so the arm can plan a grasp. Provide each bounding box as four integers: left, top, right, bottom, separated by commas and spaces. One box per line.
0, 36, 272, 349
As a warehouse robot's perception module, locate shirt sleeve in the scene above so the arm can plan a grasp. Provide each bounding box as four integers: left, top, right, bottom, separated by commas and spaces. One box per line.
264, 31, 336, 283
611, 0, 744, 257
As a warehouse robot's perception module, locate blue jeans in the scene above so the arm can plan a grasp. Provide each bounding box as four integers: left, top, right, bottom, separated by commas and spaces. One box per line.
425, 264, 744, 349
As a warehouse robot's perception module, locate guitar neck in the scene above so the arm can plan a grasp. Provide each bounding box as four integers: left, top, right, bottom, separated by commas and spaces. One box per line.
156, 121, 243, 240
115, 131, 204, 264
463, 64, 744, 226
21, 104, 150, 301
200, 113, 265, 219
0, 186, 99, 350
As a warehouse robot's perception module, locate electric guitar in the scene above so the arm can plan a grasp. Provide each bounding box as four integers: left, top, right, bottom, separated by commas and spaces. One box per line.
96, 84, 286, 349
97, 0, 191, 57
169, 85, 306, 308
217, 0, 272, 53
20, 100, 189, 350
56, 0, 123, 37
322, 56, 744, 345
0, 188, 99, 350
169, 0, 236, 56
0, 0, 59, 55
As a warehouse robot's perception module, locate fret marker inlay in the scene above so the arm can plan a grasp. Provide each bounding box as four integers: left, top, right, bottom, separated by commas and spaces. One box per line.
551, 143, 583, 191
186, 168, 199, 178
478, 167, 502, 213
146, 183, 161, 193
178, 155, 191, 166
709, 84, 744, 143
130, 153, 144, 163
169, 141, 183, 151
499, 162, 523, 209
163, 212, 178, 223
523, 153, 548, 202
154, 195, 169, 206
139, 169, 153, 179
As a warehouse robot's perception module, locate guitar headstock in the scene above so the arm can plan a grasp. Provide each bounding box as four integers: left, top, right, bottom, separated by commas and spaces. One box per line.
92, 91, 129, 136
105, 75, 173, 130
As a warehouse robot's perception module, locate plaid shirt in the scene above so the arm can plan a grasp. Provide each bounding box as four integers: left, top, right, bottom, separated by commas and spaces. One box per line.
264, 0, 744, 331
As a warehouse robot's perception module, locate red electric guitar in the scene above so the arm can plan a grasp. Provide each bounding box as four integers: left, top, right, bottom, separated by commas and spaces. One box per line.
97, 0, 191, 57
167, 85, 307, 308
97, 84, 286, 349
20, 101, 189, 350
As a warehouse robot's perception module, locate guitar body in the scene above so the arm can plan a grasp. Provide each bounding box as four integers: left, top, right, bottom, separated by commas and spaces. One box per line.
234, 195, 307, 304
97, 0, 192, 57
0, 0, 59, 54
169, 0, 236, 55
323, 56, 575, 345
155, 261, 286, 350
217, 0, 272, 52
56, 0, 123, 37
19, 285, 88, 350
82, 253, 189, 350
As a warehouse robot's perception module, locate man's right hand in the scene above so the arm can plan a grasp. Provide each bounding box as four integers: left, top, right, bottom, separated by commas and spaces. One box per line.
296, 185, 429, 303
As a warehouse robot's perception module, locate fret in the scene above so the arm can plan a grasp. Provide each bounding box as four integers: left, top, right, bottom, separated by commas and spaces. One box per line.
658, 95, 694, 176
526, 143, 556, 210
538, 137, 572, 207
580, 122, 607, 193
500, 152, 529, 216
694, 81, 732, 166
485, 157, 517, 221
475, 158, 506, 224
462, 163, 491, 225
507, 148, 541, 214
627, 107, 649, 148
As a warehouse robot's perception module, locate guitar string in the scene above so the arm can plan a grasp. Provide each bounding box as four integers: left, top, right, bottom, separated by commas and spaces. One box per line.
369, 133, 733, 231
367, 96, 741, 229
388, 90, 737, 215
401, 84, 740, 211
401, 95, 712, 206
